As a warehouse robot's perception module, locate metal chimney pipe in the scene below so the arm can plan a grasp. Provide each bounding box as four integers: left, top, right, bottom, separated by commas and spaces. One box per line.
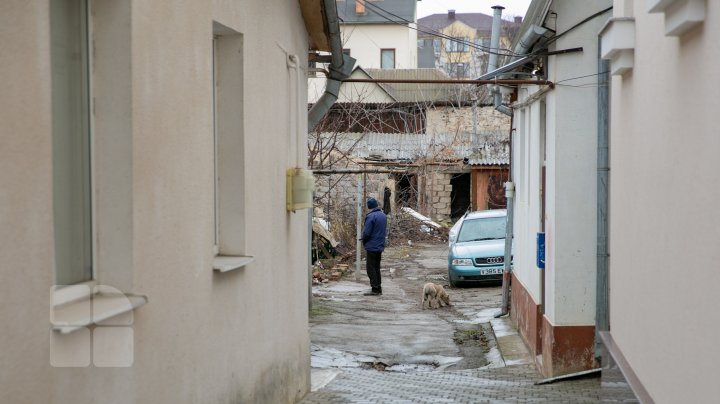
487, 6, 512, 117
487, 5, 504, 74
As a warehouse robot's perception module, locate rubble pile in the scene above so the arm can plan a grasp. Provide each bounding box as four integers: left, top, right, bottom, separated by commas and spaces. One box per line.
388, 210, 448, 245
312, 263, 350, 285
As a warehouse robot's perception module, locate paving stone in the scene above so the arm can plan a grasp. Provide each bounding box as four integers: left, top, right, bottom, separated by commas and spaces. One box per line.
302, 362, 638, 403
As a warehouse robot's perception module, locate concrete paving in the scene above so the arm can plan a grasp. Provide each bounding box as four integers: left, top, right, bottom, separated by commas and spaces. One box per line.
302, 242, 638, 403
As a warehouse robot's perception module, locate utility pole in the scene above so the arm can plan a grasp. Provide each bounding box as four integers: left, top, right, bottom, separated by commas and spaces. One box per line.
355, 173, 363, 280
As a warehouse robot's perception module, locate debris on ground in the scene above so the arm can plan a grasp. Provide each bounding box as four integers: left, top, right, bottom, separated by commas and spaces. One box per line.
363, 362, 388, 372
400, 207, 442, 229
312, 206, 451, 267
312, 263, 350, 284
388, 209, 448, 245
312, 218, 340, 262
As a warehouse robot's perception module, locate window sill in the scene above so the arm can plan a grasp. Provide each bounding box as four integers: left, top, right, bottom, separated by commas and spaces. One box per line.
648, 0, 706, 37
51, 286, 148, 335
600, 18, 636, 76
213, 255, 255, 272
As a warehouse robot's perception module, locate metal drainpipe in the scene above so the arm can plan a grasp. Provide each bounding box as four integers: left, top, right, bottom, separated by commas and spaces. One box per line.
489, 20, 548, 318
595, 42, 611, 359
308, 0, 356, 132
488, 5, 513, 317
496, 181, 515, 317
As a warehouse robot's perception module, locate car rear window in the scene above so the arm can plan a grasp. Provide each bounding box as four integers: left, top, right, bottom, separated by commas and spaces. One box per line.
457, 217, 506, 242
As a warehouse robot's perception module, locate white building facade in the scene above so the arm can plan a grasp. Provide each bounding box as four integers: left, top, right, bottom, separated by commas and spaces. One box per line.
508, 0, 611, 377
336, 0, 418, 69
309, 0, 418, 102
341, 23, 418, 69
601, 0, 720, 402
0, 0, 326, 402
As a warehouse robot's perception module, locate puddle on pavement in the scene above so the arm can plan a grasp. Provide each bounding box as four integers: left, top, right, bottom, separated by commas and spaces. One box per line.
312, 345, 463, 373
360, 358, 460, 373
311, 281, 370, 303
313, 282, 367, 295
311, 345, 376, 368
384, 364, 436, 372
453, 308, 499, 324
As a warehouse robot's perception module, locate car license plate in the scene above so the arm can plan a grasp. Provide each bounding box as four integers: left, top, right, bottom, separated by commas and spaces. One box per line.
480, 268, 504, 275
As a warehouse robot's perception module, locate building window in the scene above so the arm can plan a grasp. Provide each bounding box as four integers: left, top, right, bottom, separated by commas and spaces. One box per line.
445, 37, 469, 52
449, 63, 466, 78
51, 0, 93, 285
475, 37, 491, 53
212, 22, 251, 271
433, 39, 441, 55
381, 49, 395, 69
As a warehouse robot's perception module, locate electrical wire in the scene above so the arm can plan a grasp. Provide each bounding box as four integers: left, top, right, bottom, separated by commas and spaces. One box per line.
542, 6, 613, 47
554, 70, 610, 88
360, 0, 522, 58
342, 3, 614, 66
555, 71, 610, 84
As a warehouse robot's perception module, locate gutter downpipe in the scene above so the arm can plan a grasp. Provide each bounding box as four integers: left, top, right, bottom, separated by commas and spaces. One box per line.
307, 0, 356, 132
490, 18, 546, 318
596, 40, 610, 359
488, 5, 513, 317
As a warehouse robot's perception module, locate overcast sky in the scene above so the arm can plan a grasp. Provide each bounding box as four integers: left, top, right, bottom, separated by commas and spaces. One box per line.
417, 0, 532, 20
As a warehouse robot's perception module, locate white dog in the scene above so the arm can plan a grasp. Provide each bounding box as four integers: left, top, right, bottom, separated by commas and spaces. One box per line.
422, 282, 450, 309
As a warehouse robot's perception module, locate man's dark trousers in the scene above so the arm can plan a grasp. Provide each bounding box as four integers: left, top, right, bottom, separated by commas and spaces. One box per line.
366, 251, 382, 293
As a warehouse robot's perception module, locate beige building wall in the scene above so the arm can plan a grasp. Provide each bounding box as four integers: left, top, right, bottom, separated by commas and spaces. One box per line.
0, 0, 314, 402
606, 1, 720, 402
429, 20, 513, 79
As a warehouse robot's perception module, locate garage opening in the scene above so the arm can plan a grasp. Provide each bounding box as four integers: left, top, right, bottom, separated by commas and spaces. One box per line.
450, 173, 471, 220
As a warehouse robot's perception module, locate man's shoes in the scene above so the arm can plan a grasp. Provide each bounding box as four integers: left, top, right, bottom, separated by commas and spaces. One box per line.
363, 289, 382, 296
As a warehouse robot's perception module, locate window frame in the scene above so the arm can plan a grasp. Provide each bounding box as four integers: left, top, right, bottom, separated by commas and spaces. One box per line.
380, 48, 395, 69
51, 0, 96, 286
211, 22, 254, 272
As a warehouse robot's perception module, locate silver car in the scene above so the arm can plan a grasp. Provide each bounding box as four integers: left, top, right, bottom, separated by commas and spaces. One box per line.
448, 209, 510, 286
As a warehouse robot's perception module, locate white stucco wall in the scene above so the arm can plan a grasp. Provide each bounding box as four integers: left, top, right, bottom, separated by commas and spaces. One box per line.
0, 0, 313, 402
341, 23, 417, 69
511, 91, 544, 305
607, 1, 720, 402
512, 0, 610, 326
542, 0, 610, 326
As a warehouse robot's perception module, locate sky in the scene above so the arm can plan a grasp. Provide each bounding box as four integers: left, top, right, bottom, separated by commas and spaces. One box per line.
417, 0, 533, 20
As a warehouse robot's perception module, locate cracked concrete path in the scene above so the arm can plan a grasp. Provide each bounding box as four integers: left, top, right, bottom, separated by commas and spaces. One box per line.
310, 242, 505, 372
303, 241, 638, 403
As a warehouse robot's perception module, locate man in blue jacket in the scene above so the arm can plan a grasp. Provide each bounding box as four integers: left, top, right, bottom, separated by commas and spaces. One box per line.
362, 197, 387, 296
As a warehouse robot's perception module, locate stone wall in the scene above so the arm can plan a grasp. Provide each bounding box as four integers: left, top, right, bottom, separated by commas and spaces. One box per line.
426, 105, 510, 136
427, 171, 453, 223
